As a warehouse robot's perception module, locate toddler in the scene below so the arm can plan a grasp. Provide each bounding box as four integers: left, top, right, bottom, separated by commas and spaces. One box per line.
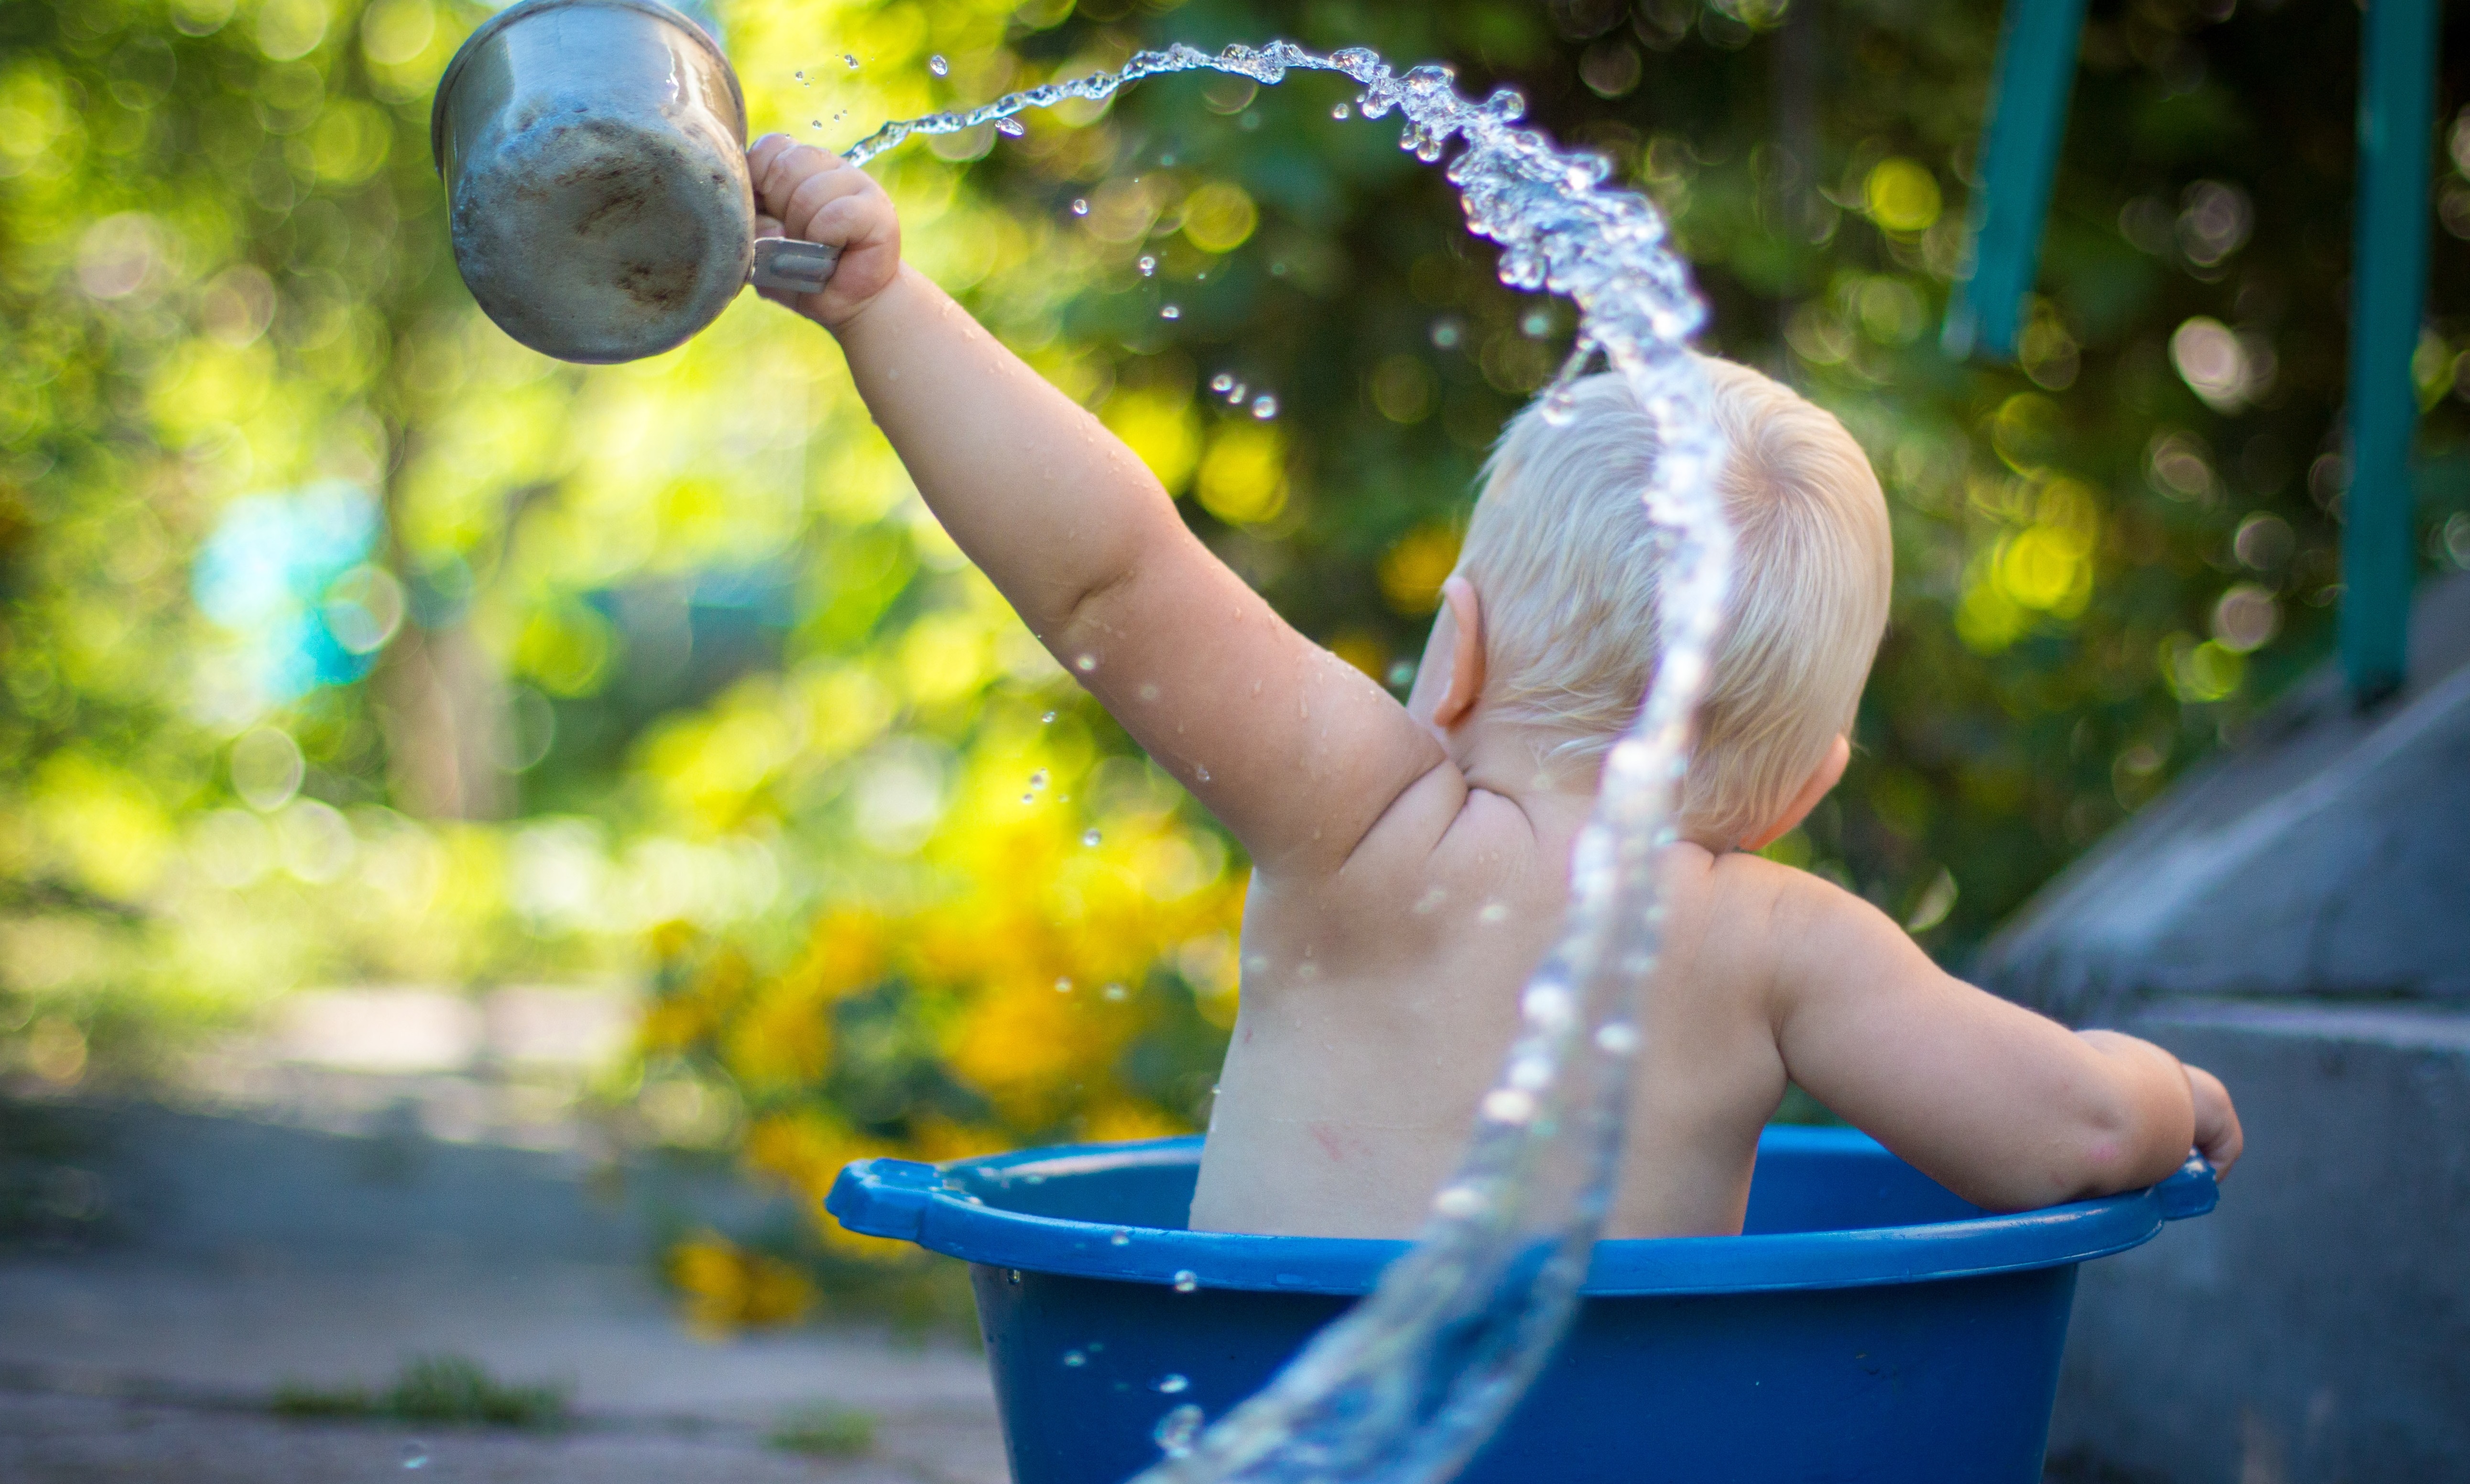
748, 138, 2241, 1239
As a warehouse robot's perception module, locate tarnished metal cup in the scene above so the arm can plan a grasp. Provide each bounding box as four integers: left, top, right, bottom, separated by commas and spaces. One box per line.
430, 0, 831, 364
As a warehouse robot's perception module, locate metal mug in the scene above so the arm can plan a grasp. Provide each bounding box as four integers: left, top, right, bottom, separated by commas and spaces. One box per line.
430, 0, 837, 364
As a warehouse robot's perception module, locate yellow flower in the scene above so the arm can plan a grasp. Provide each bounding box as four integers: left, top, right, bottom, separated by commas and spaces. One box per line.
666, 1231, 815, 1335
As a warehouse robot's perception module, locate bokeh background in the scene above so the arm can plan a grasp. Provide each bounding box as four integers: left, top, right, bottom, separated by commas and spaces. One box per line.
4, 0, 2466, 1317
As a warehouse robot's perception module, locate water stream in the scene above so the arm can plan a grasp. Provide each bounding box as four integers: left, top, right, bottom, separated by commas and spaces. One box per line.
847, 42, 1732, 1484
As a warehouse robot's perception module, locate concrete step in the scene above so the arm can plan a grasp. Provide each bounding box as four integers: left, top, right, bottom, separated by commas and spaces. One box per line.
2046, 999, 2470, 1484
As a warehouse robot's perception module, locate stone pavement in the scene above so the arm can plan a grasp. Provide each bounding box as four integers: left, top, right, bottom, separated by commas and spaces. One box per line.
0, 1089, 1008, 1484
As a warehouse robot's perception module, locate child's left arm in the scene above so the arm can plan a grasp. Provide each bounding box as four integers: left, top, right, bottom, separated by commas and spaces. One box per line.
749, 139, 1447, 880
1754, 862, 2241, 1210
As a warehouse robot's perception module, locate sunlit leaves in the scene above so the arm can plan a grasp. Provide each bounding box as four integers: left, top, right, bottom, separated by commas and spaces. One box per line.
1862, 158, 1941, 235
1194, 422, 1286, 524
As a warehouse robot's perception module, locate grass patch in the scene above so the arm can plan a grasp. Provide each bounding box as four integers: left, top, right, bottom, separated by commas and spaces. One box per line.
768, 1403, 876, 1457
271, 1355, 570, 1430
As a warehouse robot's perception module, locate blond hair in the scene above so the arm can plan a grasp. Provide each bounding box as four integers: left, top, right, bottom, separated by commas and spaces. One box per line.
1455, 358, 1891, 847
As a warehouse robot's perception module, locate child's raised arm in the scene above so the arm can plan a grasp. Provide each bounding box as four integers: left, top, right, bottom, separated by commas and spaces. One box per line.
749, 139, 1444, 877
1752, 863, 2241, 1210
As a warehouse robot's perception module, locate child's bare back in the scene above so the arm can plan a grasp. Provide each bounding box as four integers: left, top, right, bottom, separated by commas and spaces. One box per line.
746, 136, 2241, 1243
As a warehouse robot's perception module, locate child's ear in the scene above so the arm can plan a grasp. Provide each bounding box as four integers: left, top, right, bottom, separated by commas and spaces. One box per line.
1740, 734, 1850, 852
1430, 576, 1486, 728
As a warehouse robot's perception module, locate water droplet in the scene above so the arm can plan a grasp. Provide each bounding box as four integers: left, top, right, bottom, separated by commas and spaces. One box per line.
1430, 317, 1463, 349
1209, 372, 1234, 393
1063, 1349, 1087, 1367
795, 69, 806, 83
1194, 764, 1211, 782
1075, 653, 1097, 672
1071, 198, 1089, 216
1522, 984, 1575, 1028
1173, 1269, 1199, 1292
833, 109, 846, 122
1022, 792, 1036, 804
1331, 102, 1351, 119
1102, 983, 1127, 1002
1521, 308, 1553, 337
1481, 1088, 1537, 1124
1154, 1402, 1204, 1457
1160, 304, 1182, 320
1155, 1373, 1190, 1394
1055, 976, 1074, 993
1387, 660, 1416, 688
928, 54, 949, 76
842, 53, 858, 68
1030, 769, 1048, 789
998, 117, 1026, 136
1250, 393, 1278, 419
1137, 255, 1157, 277
401, 1442, 429, 1471
1041, 710, 1057, 723
1007, 1267, 1024, 1285
1083, 828, 1102, 847
1109, 1227, 1132, 1246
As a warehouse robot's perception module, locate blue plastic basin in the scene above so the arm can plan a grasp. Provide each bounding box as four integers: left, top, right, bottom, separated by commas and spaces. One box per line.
829, 1127, 2217, 1484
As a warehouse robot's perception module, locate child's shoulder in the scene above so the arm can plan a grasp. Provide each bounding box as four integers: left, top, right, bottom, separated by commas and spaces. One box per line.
1655, 846, 1883, 997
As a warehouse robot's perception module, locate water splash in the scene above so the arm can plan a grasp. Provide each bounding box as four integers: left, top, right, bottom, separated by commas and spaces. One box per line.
1157, 1404, 1207, 1458
842, 38, 1729, 1484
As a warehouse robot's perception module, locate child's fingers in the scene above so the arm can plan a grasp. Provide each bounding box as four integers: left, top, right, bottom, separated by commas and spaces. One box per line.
782, 163, 877, 243
749, 132, 797, 179
750, 140, 852, 216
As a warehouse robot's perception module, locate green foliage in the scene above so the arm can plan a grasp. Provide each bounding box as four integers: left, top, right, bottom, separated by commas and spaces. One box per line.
271, 1353, 572, 1429
768, 1401, 879, 1456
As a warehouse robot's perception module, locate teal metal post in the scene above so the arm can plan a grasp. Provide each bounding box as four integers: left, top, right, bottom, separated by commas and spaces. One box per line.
1941, 0, 2089, 361
2341, 0, 2441, 704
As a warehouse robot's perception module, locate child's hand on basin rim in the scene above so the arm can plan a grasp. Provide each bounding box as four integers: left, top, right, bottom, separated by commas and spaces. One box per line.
2187, 1063, 2241, 1177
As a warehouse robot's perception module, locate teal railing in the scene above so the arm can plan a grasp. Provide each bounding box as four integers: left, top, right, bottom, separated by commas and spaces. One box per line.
1946, 0, 2443, 704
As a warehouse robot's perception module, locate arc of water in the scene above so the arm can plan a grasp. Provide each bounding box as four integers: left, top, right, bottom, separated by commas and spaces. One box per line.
846, 42, 1731, 1484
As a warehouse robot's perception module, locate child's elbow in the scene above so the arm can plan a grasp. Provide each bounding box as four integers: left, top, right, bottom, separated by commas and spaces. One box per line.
2061, 1087, 2193, 1201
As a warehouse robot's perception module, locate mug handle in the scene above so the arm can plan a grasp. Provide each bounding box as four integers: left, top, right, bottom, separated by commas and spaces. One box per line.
751, 238, 842, 296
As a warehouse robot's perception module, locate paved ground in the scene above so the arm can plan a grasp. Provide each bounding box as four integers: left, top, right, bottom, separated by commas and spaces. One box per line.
0, 1087, 1007, 1484
0, 1391, 983, 1484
